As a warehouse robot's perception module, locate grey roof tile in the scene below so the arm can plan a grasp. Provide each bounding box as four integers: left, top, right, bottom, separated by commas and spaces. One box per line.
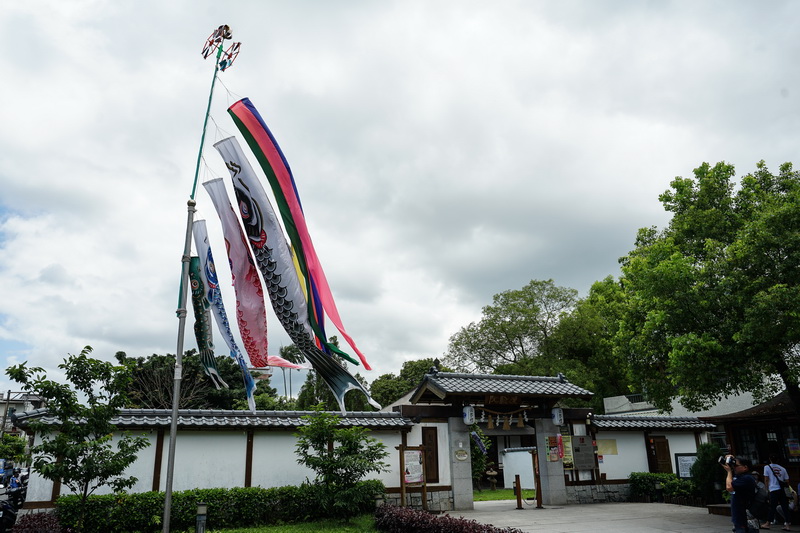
591, 415, 716, 430
13, 408, 413, 430
420, 372, 593, 398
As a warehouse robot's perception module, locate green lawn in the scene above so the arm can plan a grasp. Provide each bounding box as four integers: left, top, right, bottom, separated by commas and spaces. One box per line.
473, 488, 536, 502
207, 514, 376, 532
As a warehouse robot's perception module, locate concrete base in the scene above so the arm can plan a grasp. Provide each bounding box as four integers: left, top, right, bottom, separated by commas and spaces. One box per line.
566, 484, 630, 503
380, 490, 454, 512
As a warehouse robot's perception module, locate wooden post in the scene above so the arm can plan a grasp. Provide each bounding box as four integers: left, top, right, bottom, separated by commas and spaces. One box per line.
515, 474, 523, 510
532, 448, 543, 508
420, 445, 427, 512
397, 444, 407, 507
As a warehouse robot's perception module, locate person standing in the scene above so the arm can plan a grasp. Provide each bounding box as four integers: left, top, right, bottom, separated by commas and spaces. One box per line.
724, 456, 759, 533
763, 454, 791, 531
2, 462, 12, 487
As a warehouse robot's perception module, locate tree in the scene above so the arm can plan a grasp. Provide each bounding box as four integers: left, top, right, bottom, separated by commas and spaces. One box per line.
539, 277, 634, 411
691, 442, 726, 504
233, 379, 297, 411
7, 346, 150, 530
117, 350, 275, 410
469, 424, 491, 490
0, 433, 29, 465
444, 279, 578, 373
369, 358, 451, 407
296, 367, 373, 411
617, 161, 800, 415
294, 406, 389, 518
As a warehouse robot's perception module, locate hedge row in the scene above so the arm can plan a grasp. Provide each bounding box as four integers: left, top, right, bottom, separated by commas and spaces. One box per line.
628, 472, 696, 501
54, 480, 384, 533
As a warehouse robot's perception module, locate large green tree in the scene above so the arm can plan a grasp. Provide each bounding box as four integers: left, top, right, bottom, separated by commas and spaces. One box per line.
116, 350, 281, 410
7, 347, 150, 530
444, 279, 578, 373
540, 276, 634, 411
617, 161, 800, 415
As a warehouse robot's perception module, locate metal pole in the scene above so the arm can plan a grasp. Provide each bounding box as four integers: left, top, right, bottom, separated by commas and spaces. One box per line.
162, 30, 228, 533
1, 390, 11, 437
162, 199, 196, 533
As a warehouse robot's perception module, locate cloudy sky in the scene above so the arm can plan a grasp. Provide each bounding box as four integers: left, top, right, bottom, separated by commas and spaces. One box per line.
1, 1, 799, 397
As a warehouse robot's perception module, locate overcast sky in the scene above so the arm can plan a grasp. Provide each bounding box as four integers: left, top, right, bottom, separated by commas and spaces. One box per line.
1, 1, 799, 398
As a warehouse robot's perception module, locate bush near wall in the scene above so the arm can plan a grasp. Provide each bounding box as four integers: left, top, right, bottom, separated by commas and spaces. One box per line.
55, 480, 384, 533
628, 472, 696, 502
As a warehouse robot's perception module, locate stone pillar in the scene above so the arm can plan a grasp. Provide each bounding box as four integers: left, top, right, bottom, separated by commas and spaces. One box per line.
447, 416, 474, 510
535, 417, 568, 505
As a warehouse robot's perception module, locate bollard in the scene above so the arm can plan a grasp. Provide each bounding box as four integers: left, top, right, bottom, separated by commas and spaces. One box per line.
196, 501, 208, 533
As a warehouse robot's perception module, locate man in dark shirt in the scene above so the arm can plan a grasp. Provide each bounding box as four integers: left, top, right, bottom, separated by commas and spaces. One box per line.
724, 456, 757, 533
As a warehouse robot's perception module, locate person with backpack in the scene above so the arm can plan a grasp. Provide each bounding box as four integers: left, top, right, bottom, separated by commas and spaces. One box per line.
752, 471, 772, 528
763, 455, 791, 530
724, 456, 759, 533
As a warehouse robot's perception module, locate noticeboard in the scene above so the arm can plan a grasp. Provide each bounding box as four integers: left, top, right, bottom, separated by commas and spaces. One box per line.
571, 436, 595, 470
675, 453, 697, 479
404, 449, 424, 484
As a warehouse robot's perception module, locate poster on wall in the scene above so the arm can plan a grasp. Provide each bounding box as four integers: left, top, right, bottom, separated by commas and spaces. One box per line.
675, 453, 698, 479
787, 439, 800, 457
404, 449, 424, 484
597, 439, 618, 455
548, 435, 560, 462
562, 436, 574, 470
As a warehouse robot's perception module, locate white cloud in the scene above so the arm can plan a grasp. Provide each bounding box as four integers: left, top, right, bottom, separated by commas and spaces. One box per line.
1, 0, 800, 393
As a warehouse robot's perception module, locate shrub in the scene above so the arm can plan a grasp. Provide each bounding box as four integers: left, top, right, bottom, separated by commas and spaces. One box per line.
661, 476, 695, 498
628, 472, 679, 501
11, 510, 72, 532
374, 504, 525, 533
690, 442, 726, 503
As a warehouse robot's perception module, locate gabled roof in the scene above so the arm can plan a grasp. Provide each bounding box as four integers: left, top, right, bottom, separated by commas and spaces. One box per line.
13, 408, 413, 431
590, 414, 716, 431
410, 371, 593, 405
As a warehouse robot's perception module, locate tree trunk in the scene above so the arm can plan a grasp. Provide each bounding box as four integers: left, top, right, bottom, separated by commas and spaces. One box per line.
773, 354, 800, 420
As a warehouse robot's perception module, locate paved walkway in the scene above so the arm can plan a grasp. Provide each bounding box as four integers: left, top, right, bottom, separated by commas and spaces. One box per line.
453, 501, 749, 532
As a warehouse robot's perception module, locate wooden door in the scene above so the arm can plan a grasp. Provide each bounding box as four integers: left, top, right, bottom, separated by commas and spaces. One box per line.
421, 427, 439, 483
651, 436, 673, 473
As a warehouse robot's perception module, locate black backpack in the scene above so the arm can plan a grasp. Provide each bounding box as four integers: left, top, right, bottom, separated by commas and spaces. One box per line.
748, 482, 770, 521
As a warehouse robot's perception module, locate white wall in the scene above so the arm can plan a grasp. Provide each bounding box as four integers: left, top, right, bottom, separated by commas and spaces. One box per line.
165, 431, 248, 492
596, 431, 701, 480
26, 427, 408, 504
661, 433, 697, 456
596, 431, 648, 480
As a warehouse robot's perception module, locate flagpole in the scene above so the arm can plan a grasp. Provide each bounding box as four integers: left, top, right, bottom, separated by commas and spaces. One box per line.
162, 26, 238, 533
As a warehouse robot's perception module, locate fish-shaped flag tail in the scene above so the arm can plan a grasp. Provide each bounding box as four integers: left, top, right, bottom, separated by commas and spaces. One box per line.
214, 136, 379, 414
227, 98, 372, 371
193, 220, 256, 411
203, 177, 271, 368
202, 180, 305, 371
189, 256, 228, 389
